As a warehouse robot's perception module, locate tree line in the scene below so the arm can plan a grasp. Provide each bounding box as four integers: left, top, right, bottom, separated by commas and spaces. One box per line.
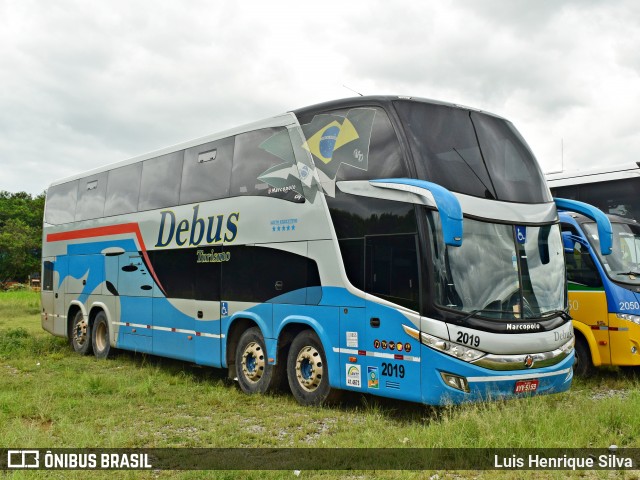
0, 191, 45, 285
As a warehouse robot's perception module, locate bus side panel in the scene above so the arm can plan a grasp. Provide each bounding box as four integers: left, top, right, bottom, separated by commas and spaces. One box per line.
117, 296, 153, 353
195, 301, 222, 367
607, 288, 640, 366
41, 257, 55, 335
52, 255, 68, 337
359, 301, 421, 403
568, 289, 610, 365
572, 321, 603, 366
152, 298, 195, 362
608, 313, 640, 366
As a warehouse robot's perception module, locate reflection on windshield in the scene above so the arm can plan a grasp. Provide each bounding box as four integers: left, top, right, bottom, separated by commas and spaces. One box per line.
427, 211, 566, 320
584, 222, 640, 285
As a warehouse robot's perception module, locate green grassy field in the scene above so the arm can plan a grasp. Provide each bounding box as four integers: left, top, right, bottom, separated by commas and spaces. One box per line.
1, 290, 639, 479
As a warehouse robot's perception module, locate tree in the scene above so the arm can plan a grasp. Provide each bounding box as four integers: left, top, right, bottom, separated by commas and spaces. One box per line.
0, 191, 45, 283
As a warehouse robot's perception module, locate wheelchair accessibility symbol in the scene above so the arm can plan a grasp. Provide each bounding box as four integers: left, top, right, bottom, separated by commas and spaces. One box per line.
516, 225, 527, 244
220, 302, 229, 317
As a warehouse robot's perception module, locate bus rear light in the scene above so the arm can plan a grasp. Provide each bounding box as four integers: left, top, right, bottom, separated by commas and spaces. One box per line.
440, 372, 469, 393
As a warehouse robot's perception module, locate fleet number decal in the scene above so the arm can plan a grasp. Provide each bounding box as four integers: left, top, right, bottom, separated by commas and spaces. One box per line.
619, 301, 640, 311
456, 331, 480, 348
381, 362, 405, 379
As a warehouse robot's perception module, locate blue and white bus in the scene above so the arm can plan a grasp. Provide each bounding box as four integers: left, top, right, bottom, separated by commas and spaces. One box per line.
41, 96, 608, 406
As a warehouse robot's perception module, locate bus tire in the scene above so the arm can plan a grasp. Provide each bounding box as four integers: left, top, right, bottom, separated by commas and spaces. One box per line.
573, 337, 595, 377
92, 311, 111, 359
70, 310, 92, 355
235, 327, 280, 395
287, 329, 338, 406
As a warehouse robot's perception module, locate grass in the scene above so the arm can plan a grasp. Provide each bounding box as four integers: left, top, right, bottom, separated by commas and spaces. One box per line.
1, 291, 639, 479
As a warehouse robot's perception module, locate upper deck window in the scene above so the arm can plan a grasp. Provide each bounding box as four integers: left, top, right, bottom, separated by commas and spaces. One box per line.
231, 127, 303, 202
75, 173, 107, 221
180, 137, 234, 205
394, 100, 552, 204
45, 180, 78, 225
138, 151, 184, 211
104, 163, 142, 217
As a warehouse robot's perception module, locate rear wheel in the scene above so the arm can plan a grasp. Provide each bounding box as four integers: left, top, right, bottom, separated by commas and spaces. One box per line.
235, 327, 282, 394
287, 330, 338, 406
573, 337, 595, 377
70, 310, 92, 355
92, 311, 111, 359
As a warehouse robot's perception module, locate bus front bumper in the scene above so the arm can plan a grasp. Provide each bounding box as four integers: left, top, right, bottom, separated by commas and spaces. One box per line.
421, 345, 574, 405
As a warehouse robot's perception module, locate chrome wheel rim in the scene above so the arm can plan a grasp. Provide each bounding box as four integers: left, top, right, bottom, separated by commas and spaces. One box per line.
241, 341, 265, 383
295, 345, 323, 392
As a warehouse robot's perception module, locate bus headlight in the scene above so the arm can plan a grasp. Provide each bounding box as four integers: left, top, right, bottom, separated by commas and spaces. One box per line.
617, 313, 640, 326
420, 332, 485, 362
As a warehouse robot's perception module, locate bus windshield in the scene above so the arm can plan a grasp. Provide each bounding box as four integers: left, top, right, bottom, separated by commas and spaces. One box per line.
427, 212, 566, 320
583, 221, 640, 285
394, 100, 552, 204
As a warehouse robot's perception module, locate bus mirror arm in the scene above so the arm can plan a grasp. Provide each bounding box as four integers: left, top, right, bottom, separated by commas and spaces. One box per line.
554, 198, 613, 255
370, 179, 463, 247
561, 232, 587, 253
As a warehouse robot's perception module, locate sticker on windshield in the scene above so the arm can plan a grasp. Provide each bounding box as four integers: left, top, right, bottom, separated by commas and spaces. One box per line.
515, 225, 527, 244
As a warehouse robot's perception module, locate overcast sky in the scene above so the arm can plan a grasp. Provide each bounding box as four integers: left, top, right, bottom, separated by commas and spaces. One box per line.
2, 0, 639, 195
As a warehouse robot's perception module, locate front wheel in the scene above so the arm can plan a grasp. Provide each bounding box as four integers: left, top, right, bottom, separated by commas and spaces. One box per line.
70, 310, 92, 355
92, 311, 112, 359
573, 337, 595, 377
235, 327, 282, 394
287, 330, 338, 406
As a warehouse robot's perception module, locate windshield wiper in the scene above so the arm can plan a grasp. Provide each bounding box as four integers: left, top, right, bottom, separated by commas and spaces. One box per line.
540, 310, 572, 322
457, 308, 507, 324
616, 271, 640, 276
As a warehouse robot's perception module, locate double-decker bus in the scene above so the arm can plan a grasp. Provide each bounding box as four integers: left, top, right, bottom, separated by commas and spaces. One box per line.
41, 96, 609, 406
559, 211, 640, 375
547, 163, 640, 220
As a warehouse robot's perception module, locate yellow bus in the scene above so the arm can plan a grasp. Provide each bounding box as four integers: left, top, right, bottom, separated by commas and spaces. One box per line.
560, 211, 640, 375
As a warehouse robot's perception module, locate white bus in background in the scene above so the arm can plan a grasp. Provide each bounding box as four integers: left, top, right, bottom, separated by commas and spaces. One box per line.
547, 163, 640, 220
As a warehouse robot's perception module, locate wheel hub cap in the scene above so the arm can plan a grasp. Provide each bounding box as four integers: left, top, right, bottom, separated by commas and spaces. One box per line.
295, 346, 323, 392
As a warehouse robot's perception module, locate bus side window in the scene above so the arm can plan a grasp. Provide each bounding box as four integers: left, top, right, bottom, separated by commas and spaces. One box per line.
105, 163, 142, 217
180, 137, 234, 205
75, 172, 108, 221
45, 180, 78, 225
138, 151, 185, 211
365, 234, 420, 311
562, 225, 602, 288
312, 106, 419, 311
43, 261, 54, 291
230, 127, 303, 202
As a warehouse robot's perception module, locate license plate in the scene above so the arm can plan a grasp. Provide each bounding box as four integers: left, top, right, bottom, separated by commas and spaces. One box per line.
514, 379, 539, 394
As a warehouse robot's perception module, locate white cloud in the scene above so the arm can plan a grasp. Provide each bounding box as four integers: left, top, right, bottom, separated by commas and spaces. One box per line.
1, 0, 640, 193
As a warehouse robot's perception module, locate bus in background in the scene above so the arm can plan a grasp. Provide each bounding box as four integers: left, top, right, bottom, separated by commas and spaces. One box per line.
547, 163, 640, 221
41, 96, 610, 407
560, 211, 640, 375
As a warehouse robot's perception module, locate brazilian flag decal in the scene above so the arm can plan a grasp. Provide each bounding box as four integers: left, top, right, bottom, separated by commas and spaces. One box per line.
301, 108, 376, 181
256, 108, 376, 202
